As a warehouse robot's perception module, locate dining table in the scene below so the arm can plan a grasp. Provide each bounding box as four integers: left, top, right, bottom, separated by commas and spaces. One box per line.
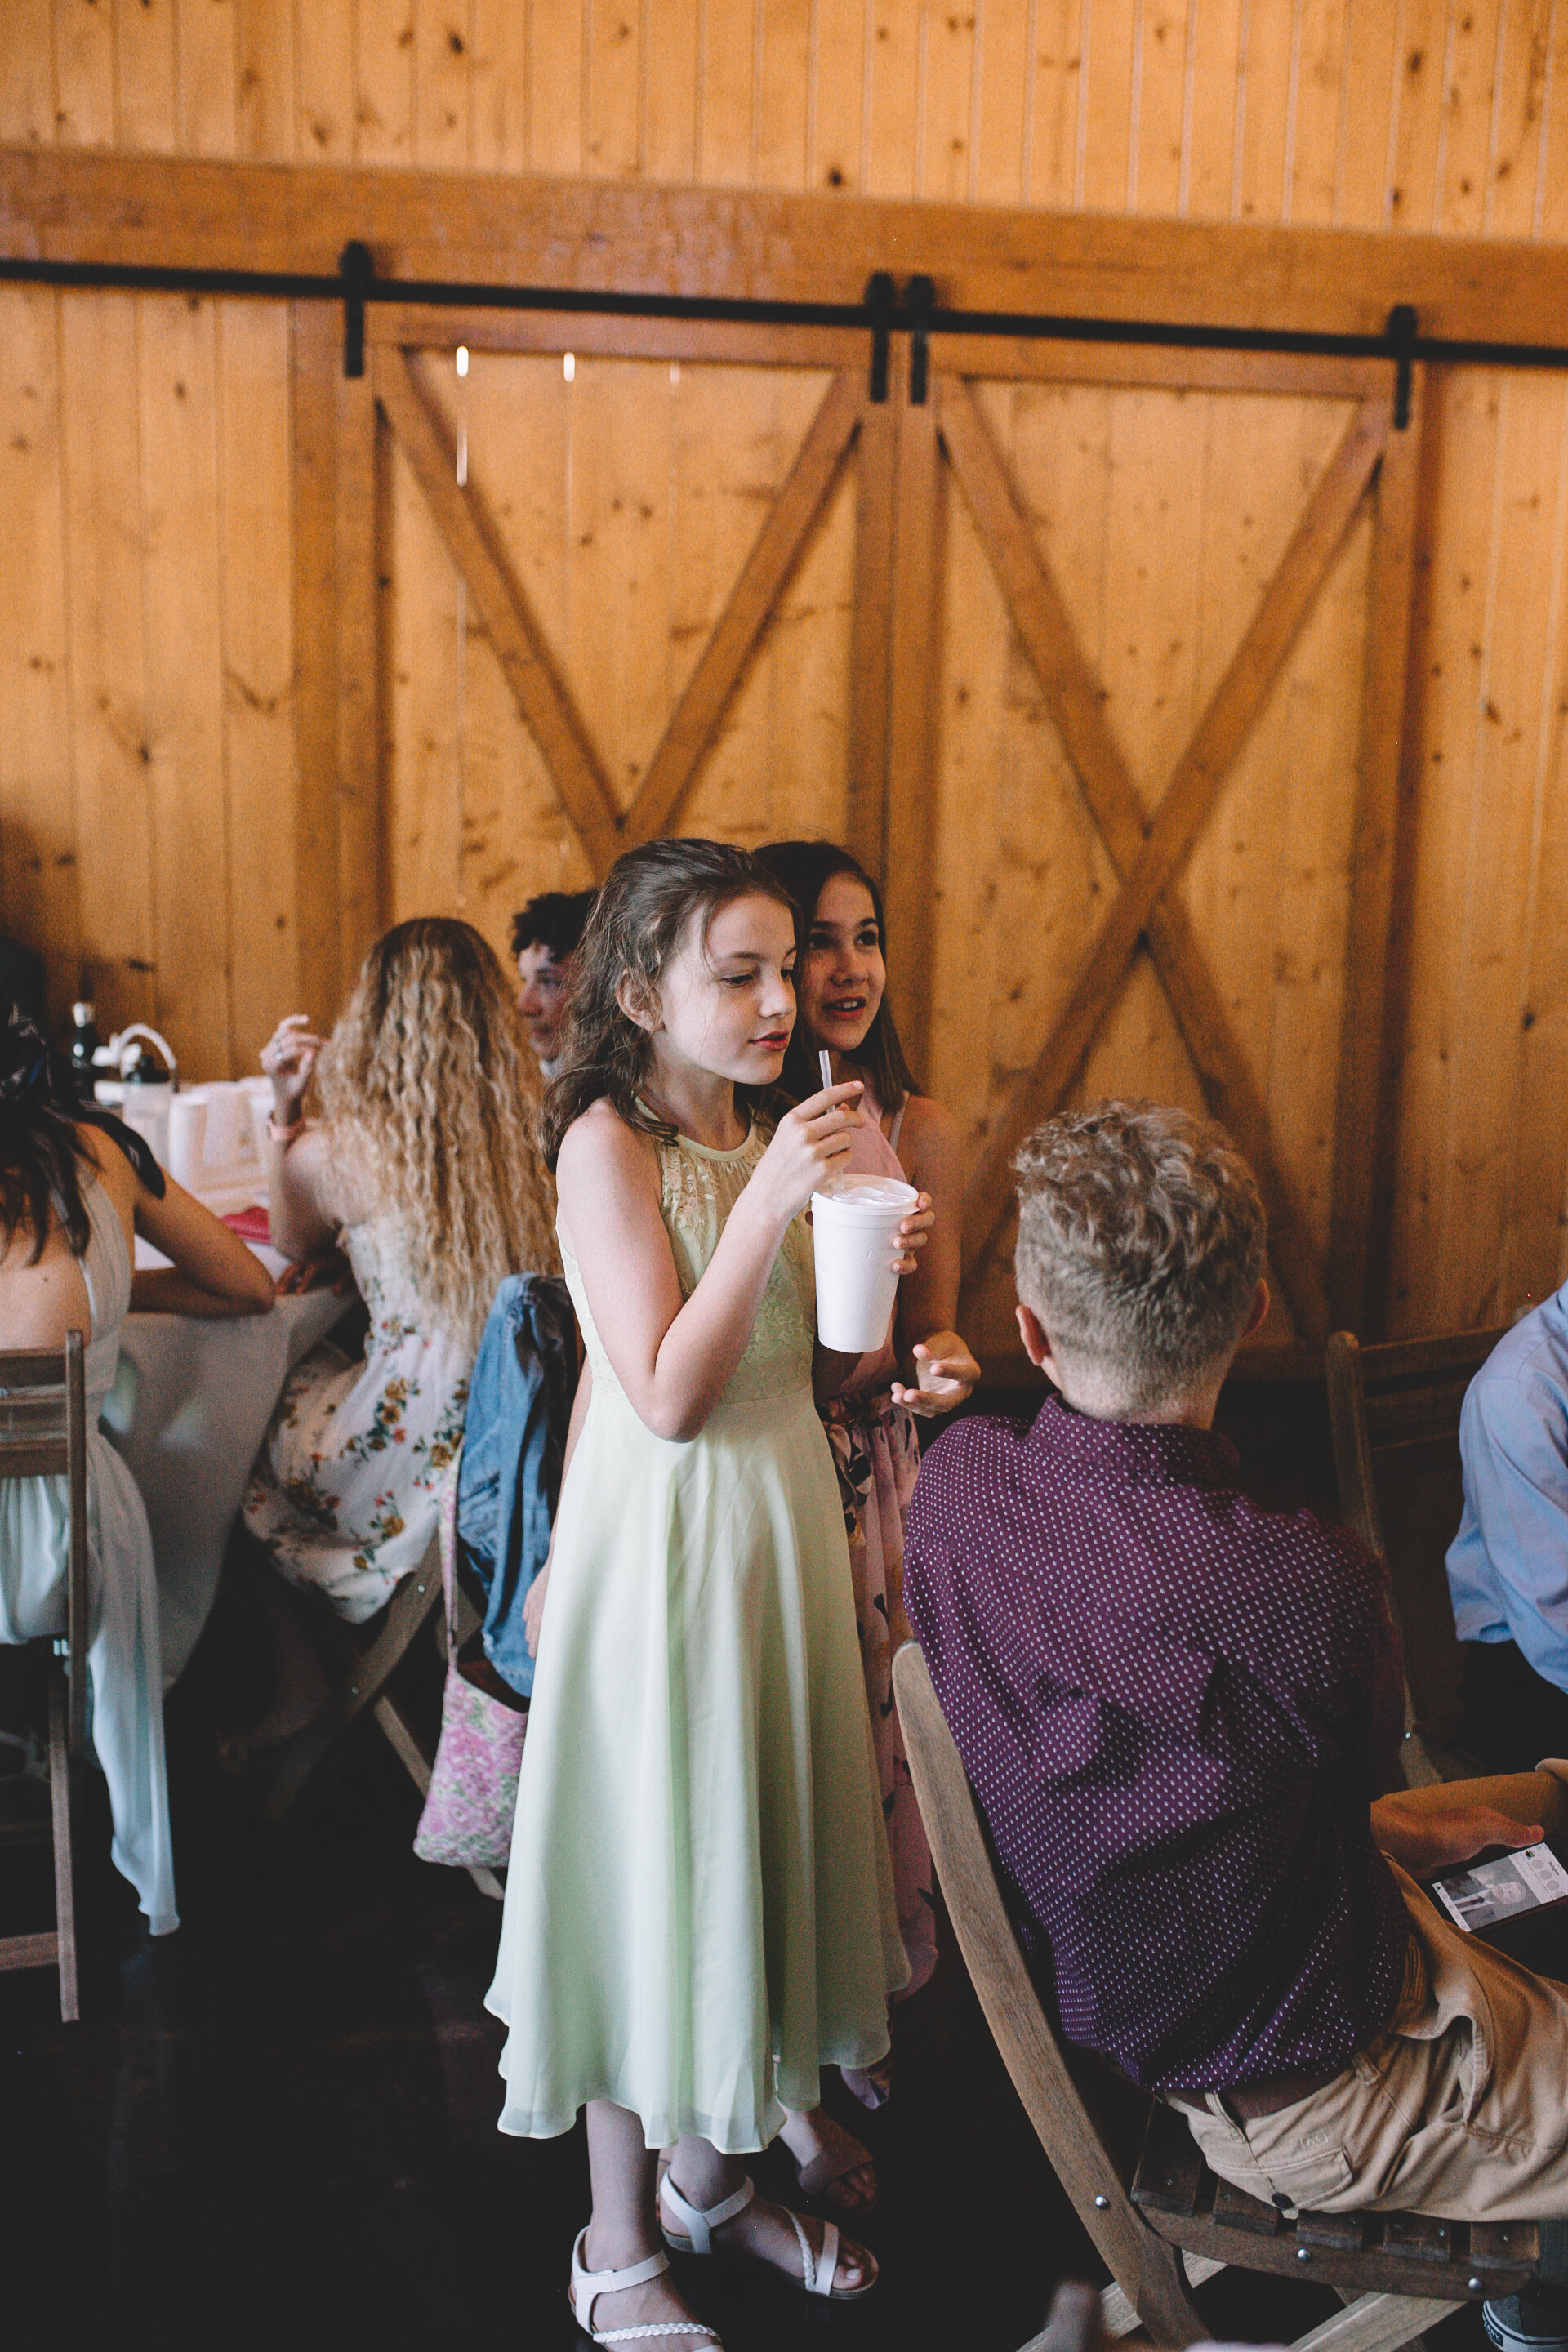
101, 1199, 348, 1690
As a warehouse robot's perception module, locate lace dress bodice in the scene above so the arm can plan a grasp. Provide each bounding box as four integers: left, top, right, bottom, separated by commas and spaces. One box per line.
563, 1120, 817, 1412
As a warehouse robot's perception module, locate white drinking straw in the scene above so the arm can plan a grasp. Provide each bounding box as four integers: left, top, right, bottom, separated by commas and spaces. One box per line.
819, 1049, 842, 1194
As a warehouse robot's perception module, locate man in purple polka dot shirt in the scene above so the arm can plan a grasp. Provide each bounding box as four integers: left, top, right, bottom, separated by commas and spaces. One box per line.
906, 1101, 1568, 2248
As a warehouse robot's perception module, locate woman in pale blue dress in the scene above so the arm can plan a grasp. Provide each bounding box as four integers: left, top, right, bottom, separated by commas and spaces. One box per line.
0, 1015, 274, 1932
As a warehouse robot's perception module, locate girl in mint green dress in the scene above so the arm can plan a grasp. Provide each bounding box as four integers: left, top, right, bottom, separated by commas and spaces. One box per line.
485, 840, 920, 2350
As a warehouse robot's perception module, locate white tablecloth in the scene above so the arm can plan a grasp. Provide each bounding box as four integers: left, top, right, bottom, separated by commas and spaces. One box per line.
102, 1243, 346, 1688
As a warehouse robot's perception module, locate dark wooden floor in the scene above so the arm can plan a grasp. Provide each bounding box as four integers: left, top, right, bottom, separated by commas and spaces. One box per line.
0, 1381, 1492, 2352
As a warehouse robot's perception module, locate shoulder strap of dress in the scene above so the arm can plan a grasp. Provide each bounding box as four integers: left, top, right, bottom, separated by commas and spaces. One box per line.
78, 1173, 130, 1342
887, 1094, 908, 1156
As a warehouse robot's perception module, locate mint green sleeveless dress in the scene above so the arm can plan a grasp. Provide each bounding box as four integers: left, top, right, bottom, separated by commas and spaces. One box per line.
486, 1120, 909, 2152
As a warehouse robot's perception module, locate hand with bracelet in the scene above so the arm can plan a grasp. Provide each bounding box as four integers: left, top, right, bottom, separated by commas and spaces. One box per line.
260, 1012, 323, 1143
257, 1013, 340, 1268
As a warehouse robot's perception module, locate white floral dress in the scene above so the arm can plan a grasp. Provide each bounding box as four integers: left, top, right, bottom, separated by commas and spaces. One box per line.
243, 1218, 470, 1623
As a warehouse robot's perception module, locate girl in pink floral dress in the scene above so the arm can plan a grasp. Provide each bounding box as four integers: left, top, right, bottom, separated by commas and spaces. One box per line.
758, 841, 981, 2202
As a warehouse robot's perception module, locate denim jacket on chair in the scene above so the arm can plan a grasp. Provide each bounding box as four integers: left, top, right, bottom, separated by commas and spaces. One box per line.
455, 1273, 578, 1699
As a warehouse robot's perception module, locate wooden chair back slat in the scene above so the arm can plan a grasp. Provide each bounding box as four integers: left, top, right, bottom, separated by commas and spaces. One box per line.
0, 1347, 87, 1388
1471, 2224, 1539, 2283
0, 1441, 73, 1479
1133, 2103, 1206, 2216
1298, 2211, 1368, 2252
0, 1330, 88, 2015
261, 1531, 444, 1825
894, 1639, 1539, 2351
1361, 1382, 1484, 1446
1346, 1329, 1508, 1383
1326, 1326, 1506, 1774
1207, 2176, 1284, 2235
892, 1639, 1210, 2350
63, 1331, 87, 1754
0, 1394, 71, 1468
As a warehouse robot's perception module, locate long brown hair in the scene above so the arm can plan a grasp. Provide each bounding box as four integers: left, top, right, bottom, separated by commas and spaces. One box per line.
540, 838, 798, 1169
755, 840, 917, 1110
0, 1017, 96, 1264
317, 918, 558, 1351
0, 1011, 163, 1264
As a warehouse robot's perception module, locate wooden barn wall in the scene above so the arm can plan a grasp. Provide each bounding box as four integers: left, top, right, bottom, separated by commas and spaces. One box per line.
4, 0, 1568, 1346
930, 375, 1378, 1365
6, 0, 1568, 234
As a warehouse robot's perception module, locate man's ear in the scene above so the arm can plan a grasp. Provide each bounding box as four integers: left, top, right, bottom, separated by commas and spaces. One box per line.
616, 971, 660, 1036
1016, 1302, 1054, 1374
1242, 1277, 1269, 1342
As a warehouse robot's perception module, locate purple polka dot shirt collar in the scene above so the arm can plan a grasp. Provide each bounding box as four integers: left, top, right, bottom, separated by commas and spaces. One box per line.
905, 1393, 1410, 2093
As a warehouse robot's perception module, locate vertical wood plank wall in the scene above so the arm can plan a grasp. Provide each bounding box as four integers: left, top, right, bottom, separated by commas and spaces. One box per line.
3, 0, 1568, 1343
7, 0, 1565, 233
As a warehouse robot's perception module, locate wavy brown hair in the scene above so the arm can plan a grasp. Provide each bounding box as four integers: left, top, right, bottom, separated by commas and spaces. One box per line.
317, 918, 559, 1351
541, 838, 797, 1168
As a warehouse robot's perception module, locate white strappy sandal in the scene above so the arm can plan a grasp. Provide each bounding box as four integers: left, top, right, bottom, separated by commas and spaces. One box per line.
568, 2227, 722, 2346
657, 2170, 878, 2303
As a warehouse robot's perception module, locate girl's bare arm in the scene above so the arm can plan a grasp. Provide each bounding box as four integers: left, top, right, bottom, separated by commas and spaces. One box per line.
559, 1089, 860, 1443
265, 1127, 341, 1264
256, 1013, 341, 1263
131, 1170, 278, 1318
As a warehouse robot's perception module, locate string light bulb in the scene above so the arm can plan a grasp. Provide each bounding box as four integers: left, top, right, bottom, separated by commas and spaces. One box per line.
455, 345, 470, 376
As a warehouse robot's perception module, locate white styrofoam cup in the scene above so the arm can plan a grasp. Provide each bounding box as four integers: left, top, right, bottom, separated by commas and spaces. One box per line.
809, 1174, 919, 1352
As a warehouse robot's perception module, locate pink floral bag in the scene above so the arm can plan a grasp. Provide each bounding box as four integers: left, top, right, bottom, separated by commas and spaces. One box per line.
413, 1451, 527, 1871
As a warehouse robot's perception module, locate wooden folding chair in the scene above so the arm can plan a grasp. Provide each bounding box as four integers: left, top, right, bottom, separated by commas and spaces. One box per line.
261, 1534, 449, 1824
259, 1532, 501, 1895
0, 1331, 89, 2021
1326, 1326, 1507, 1786
893, 1637, 1542, 2352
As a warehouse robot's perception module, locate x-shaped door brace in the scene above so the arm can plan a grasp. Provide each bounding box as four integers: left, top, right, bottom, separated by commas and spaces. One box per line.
371, 345, 863, 881
373, 341, 1391, 1348
942, 375, 1392, 1343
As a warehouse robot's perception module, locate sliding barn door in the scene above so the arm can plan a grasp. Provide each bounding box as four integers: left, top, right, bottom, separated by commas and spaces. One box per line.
359, 312, 884, 956
906, 346, 1419, 1371
342, 314, 1420, 1373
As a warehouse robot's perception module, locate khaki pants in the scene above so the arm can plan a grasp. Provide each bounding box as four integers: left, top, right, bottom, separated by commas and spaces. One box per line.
1177, 1801, 1568, 2221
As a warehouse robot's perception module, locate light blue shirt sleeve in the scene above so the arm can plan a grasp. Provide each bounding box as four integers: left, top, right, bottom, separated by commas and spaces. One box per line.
1446, 1294, 1568, 1696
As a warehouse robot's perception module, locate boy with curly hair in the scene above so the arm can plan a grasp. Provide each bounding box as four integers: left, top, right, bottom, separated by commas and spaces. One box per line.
907, 1102, 1568, 2327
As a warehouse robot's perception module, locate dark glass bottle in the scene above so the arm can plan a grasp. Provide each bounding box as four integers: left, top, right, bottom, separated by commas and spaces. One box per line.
69, 1000, 100, 1082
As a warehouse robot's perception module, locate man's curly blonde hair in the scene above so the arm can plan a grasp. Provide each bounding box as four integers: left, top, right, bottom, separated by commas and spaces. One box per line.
1013, 1100, 1265, 1411
317, 918, 559, 1354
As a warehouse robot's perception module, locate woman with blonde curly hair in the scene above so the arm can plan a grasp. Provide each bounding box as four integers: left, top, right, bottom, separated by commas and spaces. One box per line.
222, 918, 557, 1769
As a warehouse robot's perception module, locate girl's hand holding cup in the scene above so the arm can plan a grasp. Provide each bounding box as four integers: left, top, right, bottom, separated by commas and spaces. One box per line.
892, 1195, 933, 1276
755, 1081, 865, 1223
